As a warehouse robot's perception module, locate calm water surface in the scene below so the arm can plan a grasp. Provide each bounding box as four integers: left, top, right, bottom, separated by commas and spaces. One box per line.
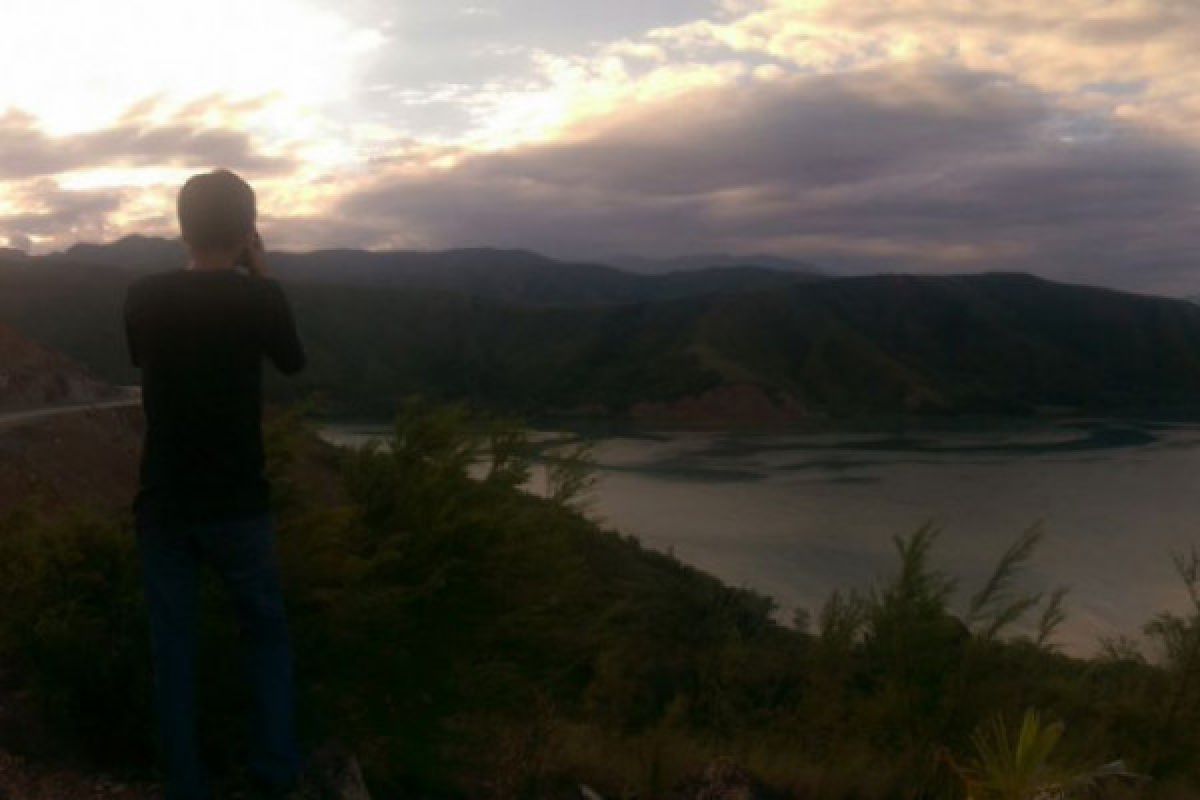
322, 420, 1200, 655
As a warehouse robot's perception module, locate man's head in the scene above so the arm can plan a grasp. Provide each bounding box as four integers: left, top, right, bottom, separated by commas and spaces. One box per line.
177, 169, 256, 258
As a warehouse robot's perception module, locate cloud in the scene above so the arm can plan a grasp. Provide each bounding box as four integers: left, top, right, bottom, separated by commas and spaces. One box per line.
654, 0, 1200, 138
334, 65, 1200, 292
0, 103, 295, 181
0, 94, 305, 250
0, 179, 129, 243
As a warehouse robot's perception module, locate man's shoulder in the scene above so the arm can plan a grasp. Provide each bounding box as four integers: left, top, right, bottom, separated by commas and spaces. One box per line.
128, 268, 266, 298
127, 269, 186, 298
257, 275, 285, 297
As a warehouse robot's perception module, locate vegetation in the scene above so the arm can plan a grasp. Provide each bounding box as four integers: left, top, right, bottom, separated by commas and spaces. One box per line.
0, 400, 1199, 797
957, 710, 1075, 800
946, 709, 1148, 800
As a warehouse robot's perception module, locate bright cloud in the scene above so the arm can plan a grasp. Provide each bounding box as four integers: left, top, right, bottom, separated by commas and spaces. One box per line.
0, 0, 384, 135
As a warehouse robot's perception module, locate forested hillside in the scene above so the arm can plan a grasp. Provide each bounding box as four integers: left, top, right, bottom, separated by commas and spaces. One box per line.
6, 239, 1200, 423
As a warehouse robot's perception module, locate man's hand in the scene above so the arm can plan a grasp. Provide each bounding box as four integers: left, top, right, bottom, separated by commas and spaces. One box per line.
245, 230, 268, 277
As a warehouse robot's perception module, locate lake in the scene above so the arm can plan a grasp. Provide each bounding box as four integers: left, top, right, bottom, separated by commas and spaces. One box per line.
320, 419, 1200, 656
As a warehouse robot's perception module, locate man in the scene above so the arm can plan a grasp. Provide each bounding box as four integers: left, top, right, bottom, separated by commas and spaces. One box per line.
124, 169, 306, 800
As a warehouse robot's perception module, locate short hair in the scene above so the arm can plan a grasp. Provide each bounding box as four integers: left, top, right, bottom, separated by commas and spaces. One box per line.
177, 169, 256, 251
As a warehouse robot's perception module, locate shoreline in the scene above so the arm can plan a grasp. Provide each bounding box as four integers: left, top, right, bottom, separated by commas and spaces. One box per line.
314, 407, 1200, 440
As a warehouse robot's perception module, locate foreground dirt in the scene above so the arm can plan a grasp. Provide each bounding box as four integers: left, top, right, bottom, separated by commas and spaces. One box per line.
0, 751, 159, 800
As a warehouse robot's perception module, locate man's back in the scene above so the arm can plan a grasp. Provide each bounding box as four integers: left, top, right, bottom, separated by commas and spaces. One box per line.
125, 268, 305, 523
131, 170, 307, 800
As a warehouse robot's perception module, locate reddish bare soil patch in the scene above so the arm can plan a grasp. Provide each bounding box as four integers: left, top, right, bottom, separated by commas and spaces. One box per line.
0, 324, 117, 412
0, 406, 141, 516
630, 383, 810, 428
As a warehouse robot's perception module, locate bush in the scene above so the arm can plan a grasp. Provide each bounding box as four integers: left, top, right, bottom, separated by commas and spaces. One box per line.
0, 507, 153, 763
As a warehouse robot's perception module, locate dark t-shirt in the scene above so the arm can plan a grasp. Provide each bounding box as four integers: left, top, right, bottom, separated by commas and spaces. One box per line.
124, 269, 305, 524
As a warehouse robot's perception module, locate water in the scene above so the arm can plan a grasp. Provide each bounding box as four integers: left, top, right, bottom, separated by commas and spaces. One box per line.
321, 420, 1200, 655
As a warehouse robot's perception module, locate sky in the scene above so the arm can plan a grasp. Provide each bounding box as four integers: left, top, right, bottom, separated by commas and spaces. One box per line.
1, 0, 1198, 293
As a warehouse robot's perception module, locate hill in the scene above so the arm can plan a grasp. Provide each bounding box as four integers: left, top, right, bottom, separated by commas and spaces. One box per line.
268, 271, 1200, 421
0, 323, 133, 516
649, 271, 1200, 420
0, 322, 116, 412
0, 402, 1198, 798
0, 406, 140, 514
8, 241, 1200, 423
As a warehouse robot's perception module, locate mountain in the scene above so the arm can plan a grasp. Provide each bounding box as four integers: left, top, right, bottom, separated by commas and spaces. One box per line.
654, 271, 1200, 420
270, 247, 819, 305
42, 236, 820, 306
613, 251, 824, 275
259, 271, 1200, 421
55, 234, 187, 269
8, 238, 1200, 424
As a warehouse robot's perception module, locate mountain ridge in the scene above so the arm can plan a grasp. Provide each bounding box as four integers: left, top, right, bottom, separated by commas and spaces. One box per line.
612, 251, 823, 275
259, 269, 1200, 421
6, 238, 1200, 424
37, 235, 822, 306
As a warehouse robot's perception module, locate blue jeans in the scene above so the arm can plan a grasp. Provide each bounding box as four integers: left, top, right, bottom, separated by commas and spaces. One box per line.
137, 511, 301, 800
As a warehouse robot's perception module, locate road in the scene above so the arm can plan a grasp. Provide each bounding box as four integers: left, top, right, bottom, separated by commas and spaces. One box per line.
0, 391, 140, 430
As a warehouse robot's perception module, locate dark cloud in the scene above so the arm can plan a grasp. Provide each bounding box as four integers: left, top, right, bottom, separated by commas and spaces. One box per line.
0, 106, 295, 181
336, 66, 1200, 293
475, 68, 1048, 194
0, 179, 129, 241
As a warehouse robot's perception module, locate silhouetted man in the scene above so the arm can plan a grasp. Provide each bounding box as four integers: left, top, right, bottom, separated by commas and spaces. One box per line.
124, 169, 306, 800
